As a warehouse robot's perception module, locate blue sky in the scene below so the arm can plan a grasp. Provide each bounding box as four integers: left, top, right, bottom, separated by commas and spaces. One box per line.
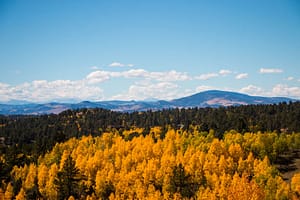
0, 0, 300, 102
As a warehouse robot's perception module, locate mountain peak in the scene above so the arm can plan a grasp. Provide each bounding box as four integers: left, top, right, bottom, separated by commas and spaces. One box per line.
0, 90, 297, 115
171, 90, 294, 107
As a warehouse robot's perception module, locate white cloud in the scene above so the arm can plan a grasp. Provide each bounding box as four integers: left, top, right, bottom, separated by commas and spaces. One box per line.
1, 68, 192, 102
195, 73, 219, 80
239, 84, 300, 99
90, 66, 98, 70
259, 68, 283, 74
286, 76, 294, 81
109, 62, 125, 67
239, 85, 265, 96
148, 70, 190, 81
109, 62, 134, 67
0, 83, 11, 102
123, 69, 148, 78
219, 69, 232, 76
0, 80, 104, 102
0, 82, 10, 89
122, 69, 190, 81
86, 69, 191, 83
111, 81, 180, 101
86, 71, 111, 84
195, 85, 216, 92
5, 66, 298, 103
272, 84, 300, 98
195, 69, 232, 80
235, 73, 248, 79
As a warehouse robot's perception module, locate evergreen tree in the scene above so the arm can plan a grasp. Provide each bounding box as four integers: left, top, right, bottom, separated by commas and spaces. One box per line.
54, 155, 81, 200
168, 163, 198, 198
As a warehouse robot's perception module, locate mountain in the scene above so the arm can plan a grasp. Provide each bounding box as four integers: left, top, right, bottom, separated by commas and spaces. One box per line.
0, 90, 297, 115
171, 90, 294, 107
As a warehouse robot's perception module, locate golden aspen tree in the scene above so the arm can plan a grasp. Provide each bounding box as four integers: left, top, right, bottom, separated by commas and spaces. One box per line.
68, 195, 75, 200
182, 146, 194, 167
228, 143, 244, 162
197, 187, 216, 200
4, 183, 13, 200
237, 157, 246, 176
134, 179, 147, 199
59, 150, 71, 170
11, 164, 28, 183
217, 173, 231, 199
152, 139, 163, 157
24, 163, 37, 190
37, 164, 49, 198
228, 173, 264, 200
272, 176, 291, 200
160, 153, 176, 180
86, 194, 97, 200
226, 156, 236, 176
244, 152, 255, 175
208, 139, 227, 158
173, 192, 182, 200
253, 156, 274, 187
142, 158, 159, 185
146, 184, 162, 200
144, 135, 156, 159
75, 154, 87, 173
15, 188, 26, 200
218, 155, 227, 175
95, 170, 106, 198
204, 172, 219, 191
292, 172, 300, 197
224, 131, 244, 146
130, 137, 145, 165
0, 189, 4, 200
101, 132, 114, 149
203, 153, 218, 174
150, 126, 162, 137
45, 163, 58, 200
85, 153, 100, 179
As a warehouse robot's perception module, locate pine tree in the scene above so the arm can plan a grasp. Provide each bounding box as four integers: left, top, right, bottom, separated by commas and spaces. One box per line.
168, 163, 198, 198
54, 155, 81, 200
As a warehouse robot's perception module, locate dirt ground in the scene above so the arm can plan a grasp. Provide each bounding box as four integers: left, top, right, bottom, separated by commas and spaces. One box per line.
276, 150, 300, 183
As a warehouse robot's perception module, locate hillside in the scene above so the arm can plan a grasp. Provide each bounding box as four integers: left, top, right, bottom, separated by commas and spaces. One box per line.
0, 90, 296, 115
1, 101, 300, 199
171, 90, 294, 107
1, 101, 299, 159
2, 129, 300, 199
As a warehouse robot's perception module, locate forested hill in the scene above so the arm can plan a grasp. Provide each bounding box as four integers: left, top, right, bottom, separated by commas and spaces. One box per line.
1, 102, 300, 199
1, 101, 300, 159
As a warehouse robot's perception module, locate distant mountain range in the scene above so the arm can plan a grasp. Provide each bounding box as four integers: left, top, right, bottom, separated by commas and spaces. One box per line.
0, 90, 297, 115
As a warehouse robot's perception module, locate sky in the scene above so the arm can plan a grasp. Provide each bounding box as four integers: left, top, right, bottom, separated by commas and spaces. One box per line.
0, 0, 300, 103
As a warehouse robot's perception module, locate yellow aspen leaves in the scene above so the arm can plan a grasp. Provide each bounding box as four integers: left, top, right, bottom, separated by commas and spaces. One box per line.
24, 163, 37, 190
292, 172, 300, 197
3, 128, 300, 199
15, 188, 26, 200
4, 183, 13, 200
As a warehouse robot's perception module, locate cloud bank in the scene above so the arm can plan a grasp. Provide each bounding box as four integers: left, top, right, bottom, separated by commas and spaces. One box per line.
1, 67, 299, 102
0, 80, 103, 102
